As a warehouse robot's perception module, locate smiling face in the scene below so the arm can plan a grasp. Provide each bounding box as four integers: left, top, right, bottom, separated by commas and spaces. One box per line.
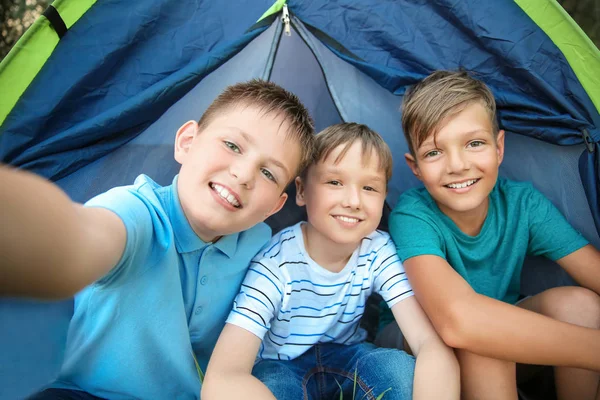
406, 102, 505, 227
296, 140, 387, 252
174, 105, 301, 242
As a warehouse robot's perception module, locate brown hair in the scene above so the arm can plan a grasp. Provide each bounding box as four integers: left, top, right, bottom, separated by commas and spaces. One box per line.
401, 70, 498, 157
307, 122, 393, 182
198, 79, 315, 175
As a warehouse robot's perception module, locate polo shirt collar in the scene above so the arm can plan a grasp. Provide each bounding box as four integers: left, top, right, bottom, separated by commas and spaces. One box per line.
167, 176, 239, 257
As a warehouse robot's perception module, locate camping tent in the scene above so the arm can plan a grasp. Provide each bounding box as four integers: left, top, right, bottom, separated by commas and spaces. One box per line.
0, 0, 598, 398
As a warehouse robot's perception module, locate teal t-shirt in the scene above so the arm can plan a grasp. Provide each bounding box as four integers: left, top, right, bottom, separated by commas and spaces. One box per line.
389, 178, 588, 304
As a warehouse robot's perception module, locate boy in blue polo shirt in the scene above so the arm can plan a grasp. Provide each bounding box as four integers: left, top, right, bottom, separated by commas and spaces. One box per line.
0, 80, 315, 399
202, 123, 459, 400
380, 71, 600, 400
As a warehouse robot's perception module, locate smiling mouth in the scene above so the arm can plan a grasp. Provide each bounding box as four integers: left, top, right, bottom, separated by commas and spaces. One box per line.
210, 183, 242, 208
333, 215, 362, 224
445, 179, 480, 189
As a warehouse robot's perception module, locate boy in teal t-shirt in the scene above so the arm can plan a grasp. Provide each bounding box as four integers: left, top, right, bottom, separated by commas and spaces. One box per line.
382, 71, 600, 400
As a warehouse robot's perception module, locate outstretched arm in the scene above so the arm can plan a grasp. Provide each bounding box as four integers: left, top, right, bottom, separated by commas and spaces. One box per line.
202, 324, 275, 400
393, 296, 460, 399
0, 165, 126, 298
406, 255, 600, 371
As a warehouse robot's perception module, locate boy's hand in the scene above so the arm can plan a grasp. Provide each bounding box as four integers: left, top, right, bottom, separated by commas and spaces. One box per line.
0, 166, 126, 298
202, 324, 275, 400
392, 297, 460, 399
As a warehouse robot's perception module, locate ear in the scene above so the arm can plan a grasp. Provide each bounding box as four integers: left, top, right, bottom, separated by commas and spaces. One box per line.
495, 129, 505, 165
265, 192, 288, 218
404, 153, 422, 180
295, 176, 306, 207
174, 120, 199, 164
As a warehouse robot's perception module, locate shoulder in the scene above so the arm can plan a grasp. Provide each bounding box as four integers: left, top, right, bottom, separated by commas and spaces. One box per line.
255, 223, 300, 260
364, 229, 394, 250
390, 186, 439, 223
494, 177, 550, 209
394, 186, 434, 210
86, 174, 165, 214
495, 177, 535, 195
389, 187, 444, 236
85, 174, 173, 249
237, 222, 272, 256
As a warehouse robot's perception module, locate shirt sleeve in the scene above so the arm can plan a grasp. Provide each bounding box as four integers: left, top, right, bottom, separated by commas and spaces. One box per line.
372, 237, 414, 308
84, 185, 157, 287
526, 186, 589, 260
226, 258, 284, 340
388, 199, 446, 262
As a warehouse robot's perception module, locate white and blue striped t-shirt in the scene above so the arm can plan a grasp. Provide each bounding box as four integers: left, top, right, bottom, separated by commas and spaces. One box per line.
226, 222, 413, 361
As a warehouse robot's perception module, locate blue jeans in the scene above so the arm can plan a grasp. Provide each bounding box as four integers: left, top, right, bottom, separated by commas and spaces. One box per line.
252, 342, 415, 400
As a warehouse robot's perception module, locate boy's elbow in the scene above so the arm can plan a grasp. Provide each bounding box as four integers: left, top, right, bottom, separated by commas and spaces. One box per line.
201, 378, 216, 400
435, 299, 471, 349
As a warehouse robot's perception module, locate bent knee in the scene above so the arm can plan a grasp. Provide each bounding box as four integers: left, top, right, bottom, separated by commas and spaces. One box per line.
538, 287, 600, 328
357, 348, 415, 375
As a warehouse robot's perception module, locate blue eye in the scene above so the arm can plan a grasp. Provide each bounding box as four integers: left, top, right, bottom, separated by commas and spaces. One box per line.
224, 141, 241, 153
261, 168, 276, 182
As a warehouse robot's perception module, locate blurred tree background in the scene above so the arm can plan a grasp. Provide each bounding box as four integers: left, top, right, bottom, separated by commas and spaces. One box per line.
0, 0, 598, 63
1, 0, 49, 60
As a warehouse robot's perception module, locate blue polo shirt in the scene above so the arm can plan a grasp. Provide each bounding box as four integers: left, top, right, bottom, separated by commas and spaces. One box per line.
52, 175, 271, 399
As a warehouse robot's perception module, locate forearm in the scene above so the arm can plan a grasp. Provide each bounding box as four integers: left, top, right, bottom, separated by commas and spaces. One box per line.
0, 166, 121, 298
413, 340, 460, 400
446, 293, 600, 371
202, 372, 276, 400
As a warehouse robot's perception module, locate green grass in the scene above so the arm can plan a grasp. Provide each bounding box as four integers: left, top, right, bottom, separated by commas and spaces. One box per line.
333, 365, 391, 399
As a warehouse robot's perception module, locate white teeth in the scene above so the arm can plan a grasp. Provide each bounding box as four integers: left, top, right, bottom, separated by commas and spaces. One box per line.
211, 183, 241, 207
446, 179, 477, 189
335, 216, 360, 224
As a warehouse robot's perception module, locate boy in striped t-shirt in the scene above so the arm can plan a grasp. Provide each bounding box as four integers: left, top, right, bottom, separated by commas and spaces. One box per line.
203, 123, 459, 400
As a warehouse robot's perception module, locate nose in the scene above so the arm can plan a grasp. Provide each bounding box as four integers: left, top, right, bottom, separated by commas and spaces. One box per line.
342, 186, 361, 210
229, 159, 255, 189
446, 149, 469, 174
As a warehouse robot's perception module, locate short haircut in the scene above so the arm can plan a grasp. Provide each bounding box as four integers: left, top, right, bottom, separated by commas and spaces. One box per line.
307, 122, 393, 182
401, 70, 498, 157
198, 79, 315, 175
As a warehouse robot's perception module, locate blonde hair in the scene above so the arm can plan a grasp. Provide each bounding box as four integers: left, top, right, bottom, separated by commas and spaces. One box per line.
307, 123, 393, 182
198, 79, 315, 175
402, 71, 498, 157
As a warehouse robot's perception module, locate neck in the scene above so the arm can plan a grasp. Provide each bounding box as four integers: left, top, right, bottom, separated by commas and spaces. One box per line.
441, 197, 489, 236
302, 223, 357, 273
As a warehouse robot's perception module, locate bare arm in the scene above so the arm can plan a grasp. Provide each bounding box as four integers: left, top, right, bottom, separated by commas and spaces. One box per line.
557, 244, 600, 295
202, 324, 275, 400
405, 255, 600, 371
0, 166, 126, 299
392, 297, 460, 399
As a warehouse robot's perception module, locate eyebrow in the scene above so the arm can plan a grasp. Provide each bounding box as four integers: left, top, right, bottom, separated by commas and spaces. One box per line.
321, 166, 386, 182
421, 129, 491, 147
239, 130, 292, 179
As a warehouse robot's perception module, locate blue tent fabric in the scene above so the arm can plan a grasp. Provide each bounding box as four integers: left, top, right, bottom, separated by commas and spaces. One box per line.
290, 0, 600, 143
2, 0, 599, 173
1, 0, 597, 225
0, 0, 275, 181
0, 1, 599, 399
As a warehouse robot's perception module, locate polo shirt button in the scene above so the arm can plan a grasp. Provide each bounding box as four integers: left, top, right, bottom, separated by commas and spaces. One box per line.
200, 276, 208, 285
195, 306, 203, 315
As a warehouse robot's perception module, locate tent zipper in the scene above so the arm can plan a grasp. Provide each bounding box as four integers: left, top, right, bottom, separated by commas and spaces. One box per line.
282, 5, 291, 36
